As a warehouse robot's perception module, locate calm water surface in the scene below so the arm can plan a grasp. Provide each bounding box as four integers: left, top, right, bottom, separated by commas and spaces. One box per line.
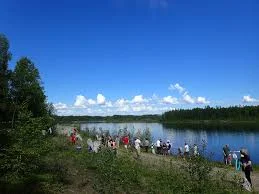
80, 122, 259, 164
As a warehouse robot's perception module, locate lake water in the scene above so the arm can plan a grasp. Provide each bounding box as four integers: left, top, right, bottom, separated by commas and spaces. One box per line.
80, 122, 259, 164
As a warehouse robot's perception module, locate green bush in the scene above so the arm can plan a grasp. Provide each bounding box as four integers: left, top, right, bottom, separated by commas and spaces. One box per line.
0, 110, 53, 193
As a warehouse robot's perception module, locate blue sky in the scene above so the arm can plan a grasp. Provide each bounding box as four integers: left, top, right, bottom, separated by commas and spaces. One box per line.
1, 0, 259, 115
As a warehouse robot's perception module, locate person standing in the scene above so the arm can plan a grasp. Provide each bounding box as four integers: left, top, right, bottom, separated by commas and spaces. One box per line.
178, 147, 183, 157
122, 135, 129, 149
223, 144, 230, 165
134, 138, 141, 158
144, 138, 149, 152
193, 144, 199, 156
162, 142, 167, 156
156, 139, 161, 154
166, 140, 171, 155
151, 143, 156, 154
115, 135, 120, 148
240, 149, 252, 186
184, 143, 189, 157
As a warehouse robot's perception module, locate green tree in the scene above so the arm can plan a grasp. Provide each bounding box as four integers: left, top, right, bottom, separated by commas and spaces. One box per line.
11, 57, 47, 118
0, 33, 12, 122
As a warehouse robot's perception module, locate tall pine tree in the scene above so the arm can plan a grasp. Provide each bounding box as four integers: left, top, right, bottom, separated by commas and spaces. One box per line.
11, 57, 47, 118
0, 34, 12, 122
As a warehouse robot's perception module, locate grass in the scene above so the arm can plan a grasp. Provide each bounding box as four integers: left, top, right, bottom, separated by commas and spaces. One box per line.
34, 133, 256, 194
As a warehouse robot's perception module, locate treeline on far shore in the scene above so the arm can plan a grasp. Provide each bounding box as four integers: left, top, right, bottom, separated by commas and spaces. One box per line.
54, 114, 162, 123
162, 105, 259, 122
56, 106, 259, 130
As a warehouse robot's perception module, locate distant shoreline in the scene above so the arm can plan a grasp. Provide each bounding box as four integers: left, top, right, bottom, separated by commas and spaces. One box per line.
56, 119, 259, 130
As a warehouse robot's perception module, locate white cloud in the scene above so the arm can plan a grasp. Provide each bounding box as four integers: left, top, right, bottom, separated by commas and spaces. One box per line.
169, 83, 210, 105
53, 102, 68, 110
152, 93, 159, 100
56, 83, 212, 115
116, 104, 130, 112
243, 95, 258, 103
132, 95, 147, 103
132, 104, 148, 112
88, 99, 96, 105
97, 94, 106, 105
115, 98, 127, 107
169, 83, 185, 93
196, 97, 210, 104
183, 93, 195, 104
74, 95, 88, 108
105, 101, 113, 107
162, 96, 178, 104
74, 95, 97, 107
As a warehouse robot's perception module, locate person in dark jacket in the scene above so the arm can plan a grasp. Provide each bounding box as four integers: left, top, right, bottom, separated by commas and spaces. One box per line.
240, 148, 252, 186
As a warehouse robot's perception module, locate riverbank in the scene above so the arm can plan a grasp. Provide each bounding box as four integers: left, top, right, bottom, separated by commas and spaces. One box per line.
37, 133, 259, 193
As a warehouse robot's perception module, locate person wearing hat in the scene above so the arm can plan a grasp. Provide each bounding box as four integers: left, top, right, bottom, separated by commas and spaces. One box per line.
240, 148, 252, 186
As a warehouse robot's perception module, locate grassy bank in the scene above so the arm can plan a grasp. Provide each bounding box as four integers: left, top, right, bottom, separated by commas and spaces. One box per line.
33, 133, 256, 194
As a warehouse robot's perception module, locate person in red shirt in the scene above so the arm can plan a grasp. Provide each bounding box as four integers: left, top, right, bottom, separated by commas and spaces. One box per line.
122, 135, 129, 149
71, 133, 76, 145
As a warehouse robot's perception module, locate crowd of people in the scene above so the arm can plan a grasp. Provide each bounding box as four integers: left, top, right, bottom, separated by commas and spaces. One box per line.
63, 129, 253, 190
86, 132, 201, 159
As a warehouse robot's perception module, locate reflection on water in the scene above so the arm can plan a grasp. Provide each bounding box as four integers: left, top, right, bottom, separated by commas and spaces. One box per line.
80, 122, 259, 164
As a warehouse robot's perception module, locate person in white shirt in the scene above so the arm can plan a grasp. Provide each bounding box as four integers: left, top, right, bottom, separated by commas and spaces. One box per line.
135, 138, 141, 157
184, 143, 190, 157
193, 144, 199, 156
156, 139, 161, 154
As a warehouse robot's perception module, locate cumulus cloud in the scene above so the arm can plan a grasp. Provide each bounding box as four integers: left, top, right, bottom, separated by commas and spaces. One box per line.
132, 95, 147, 103
116, 104, 131, 112
53, 102, 68, 110
243, 95, 258, 103
74, 95, 97, 107
196, 97, 210, 104
97, 94, 106, 105
169, 83, 185, 93
162, 96, 178, 104
105, 101, 113, 107
169, 83, 210, 105
132, 104, 153, 112
115, 98, 128, 107
56, 82, 212, 115
88, 99, 96, 105
183, 93, 195, 104
74, 95, 88, 108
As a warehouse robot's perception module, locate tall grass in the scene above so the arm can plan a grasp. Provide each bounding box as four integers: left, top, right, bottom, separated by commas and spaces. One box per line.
41, 134, 246, 194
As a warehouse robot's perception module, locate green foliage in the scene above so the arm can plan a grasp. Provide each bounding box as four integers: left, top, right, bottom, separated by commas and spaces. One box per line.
11, 57, 47, 118
163, 106, 259, 121
0, 110, 53, 192
40, 136, 245, 194
0, 33, 56, 193
0, 33, 12, 122
55, 114, 161, 123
